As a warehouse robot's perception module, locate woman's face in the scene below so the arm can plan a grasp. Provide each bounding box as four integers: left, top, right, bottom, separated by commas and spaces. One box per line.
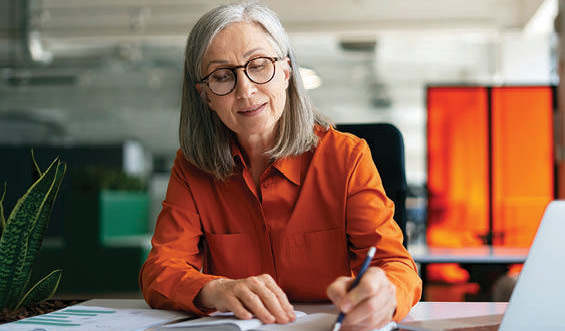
198, 22, 291, 143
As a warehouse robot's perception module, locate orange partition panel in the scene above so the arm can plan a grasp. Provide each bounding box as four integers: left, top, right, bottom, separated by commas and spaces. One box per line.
491, 87, 554, 247
427, 87, 490, 249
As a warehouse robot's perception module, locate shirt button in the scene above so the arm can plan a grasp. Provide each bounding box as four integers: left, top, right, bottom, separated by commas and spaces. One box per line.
262, 181, 270, 188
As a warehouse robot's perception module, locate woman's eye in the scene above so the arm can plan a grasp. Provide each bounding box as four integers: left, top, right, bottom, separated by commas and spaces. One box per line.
247, 60, 267, 71
212, 70, 232, 82
249, 63, 266, 71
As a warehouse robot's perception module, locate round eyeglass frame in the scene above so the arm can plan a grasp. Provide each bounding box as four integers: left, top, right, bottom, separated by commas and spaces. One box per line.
200, 56, 281, 96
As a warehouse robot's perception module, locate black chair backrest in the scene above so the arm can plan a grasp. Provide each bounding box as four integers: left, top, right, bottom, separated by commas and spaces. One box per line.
336, 123, 408, 247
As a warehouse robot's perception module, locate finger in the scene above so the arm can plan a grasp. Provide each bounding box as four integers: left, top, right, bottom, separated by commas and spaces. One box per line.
261, 275, 296, 322
221, 295, 254, 320
232, 280, 276, 324
327, 276, 354, 307
246, 276, 289, 324
341, 291, 392, 327
345, 268, 387, 309
341, 310, 392, 331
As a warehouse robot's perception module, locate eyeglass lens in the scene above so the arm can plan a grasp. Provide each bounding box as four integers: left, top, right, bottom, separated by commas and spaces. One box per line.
207, 57, 275, 95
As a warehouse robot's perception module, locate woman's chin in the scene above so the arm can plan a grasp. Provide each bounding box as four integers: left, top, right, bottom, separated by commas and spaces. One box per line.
236, 123, 278, 141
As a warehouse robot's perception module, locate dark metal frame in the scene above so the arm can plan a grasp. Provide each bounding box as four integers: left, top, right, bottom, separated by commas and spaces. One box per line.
200, 56, 281, 96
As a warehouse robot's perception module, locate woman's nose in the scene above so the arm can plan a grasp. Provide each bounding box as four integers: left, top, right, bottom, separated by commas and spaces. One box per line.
234, 69, 257, 99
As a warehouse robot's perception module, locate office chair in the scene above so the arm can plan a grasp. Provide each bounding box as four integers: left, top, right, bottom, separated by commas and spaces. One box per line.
336, 123, 408, 248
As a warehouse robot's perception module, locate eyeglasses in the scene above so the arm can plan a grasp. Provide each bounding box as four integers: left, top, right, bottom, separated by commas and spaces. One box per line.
200, 56, 281, 96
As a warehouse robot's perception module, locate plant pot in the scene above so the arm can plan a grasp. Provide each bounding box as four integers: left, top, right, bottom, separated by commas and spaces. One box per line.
0, 299, 83, 324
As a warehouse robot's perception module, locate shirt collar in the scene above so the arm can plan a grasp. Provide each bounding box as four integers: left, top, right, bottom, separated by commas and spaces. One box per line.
230, 141, 246, 169
272, 155, 302, 186
230, 140, 302, 185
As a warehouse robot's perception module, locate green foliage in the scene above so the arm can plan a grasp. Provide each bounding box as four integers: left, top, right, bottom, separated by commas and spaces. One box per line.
0, 183, 6, 238
30, 150, 42, 183
0, 152, 66, 311
18, 269, 62, 308
72, 166, 147, 192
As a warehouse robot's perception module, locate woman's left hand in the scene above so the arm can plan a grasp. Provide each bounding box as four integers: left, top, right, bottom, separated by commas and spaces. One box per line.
326, 266, 397, 331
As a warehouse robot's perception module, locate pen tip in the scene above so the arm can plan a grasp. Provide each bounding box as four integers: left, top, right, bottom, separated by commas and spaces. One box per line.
331, 322, 341, 331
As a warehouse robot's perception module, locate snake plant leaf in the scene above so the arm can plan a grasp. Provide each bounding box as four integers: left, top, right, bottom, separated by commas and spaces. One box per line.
13, 160, 65, 304
0, 157, 65, 310
30, 150, 43, 183
15, 269, 62, 310
13, 159, 65, 308
0, 182, 6, 238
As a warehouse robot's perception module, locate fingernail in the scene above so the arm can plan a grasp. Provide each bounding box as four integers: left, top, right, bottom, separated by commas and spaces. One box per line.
288, 311, 296, 321
342, 302, 352, 313
288, 305, 295, 319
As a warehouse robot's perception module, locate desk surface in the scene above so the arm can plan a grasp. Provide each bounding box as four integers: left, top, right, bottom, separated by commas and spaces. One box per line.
82, 299, 508, 323
409, 245, 529, 264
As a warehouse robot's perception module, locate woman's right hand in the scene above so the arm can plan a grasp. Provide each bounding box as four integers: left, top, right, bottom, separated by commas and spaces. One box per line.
195, 274, 296, 324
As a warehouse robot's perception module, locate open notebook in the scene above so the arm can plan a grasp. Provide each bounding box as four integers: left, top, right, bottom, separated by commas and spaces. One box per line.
396, 200, 565, 331
152, 311, 337, 331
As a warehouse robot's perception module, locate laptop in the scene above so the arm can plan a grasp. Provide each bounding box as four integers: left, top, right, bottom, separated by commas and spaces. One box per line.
397, 200, 565, 331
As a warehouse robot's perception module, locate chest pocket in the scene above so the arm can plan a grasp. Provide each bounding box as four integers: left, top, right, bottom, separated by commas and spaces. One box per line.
286, 228, 350, 298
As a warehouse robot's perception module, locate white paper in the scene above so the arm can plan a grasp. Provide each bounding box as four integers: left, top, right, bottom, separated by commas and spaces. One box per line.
259, 313, 335, 330
156, 310, 397, 331
260, 314, 397, 331
0, 305, 192, 331
159, 311, 305, 330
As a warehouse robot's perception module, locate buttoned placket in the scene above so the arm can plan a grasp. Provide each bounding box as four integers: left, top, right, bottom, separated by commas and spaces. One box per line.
258, 170, 280, 278
240, 164, 278, 278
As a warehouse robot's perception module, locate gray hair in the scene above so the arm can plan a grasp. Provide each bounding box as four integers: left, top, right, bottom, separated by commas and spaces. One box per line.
179, 2, 330, 180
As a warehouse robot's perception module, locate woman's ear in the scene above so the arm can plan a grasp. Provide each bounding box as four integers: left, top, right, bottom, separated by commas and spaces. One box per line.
195, 83, 214, 109
195, 83, 205, 98
282, 57, 292, 89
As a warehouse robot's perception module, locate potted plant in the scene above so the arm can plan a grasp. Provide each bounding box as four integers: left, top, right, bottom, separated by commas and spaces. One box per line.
69, 166, 148, 243
0, 152, 70, 322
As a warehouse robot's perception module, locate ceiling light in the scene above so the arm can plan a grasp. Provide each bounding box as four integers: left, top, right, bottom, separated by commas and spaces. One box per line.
299, 67, 321, 90
28, 31, 53, 64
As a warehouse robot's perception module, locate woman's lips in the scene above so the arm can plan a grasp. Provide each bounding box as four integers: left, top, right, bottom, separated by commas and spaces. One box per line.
238, 103, 266, 116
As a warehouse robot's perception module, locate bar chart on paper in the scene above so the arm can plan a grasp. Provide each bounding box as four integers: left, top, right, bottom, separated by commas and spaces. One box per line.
0, 305, 191, 331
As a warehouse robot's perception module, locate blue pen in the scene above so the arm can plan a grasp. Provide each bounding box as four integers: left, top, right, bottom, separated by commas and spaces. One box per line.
331, 246, 377, 331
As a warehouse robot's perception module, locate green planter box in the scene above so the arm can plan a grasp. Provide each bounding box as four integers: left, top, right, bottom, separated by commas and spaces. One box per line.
65, 190, 149, 246
99, 190, 149, 239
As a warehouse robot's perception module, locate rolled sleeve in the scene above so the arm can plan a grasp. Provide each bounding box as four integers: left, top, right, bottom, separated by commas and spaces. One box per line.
139, 155, 222, 315
345, 140, 422, 321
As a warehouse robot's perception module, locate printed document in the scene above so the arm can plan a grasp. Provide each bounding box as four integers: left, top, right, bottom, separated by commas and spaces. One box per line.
0, 305, 192, 331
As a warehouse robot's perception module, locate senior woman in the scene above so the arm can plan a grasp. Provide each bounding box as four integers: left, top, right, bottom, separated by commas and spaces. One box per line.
140, 3, 421, 330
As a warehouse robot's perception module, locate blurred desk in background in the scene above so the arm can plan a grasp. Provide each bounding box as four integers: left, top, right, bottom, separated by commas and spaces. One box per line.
409, 245, 529, 301
410, 246, 529, 264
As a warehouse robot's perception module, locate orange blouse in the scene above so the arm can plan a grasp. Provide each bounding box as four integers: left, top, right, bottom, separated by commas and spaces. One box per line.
139, 127, 422, 321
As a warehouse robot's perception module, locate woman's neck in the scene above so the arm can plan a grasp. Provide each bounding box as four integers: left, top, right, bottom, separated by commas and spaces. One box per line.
238, 132, 275, 186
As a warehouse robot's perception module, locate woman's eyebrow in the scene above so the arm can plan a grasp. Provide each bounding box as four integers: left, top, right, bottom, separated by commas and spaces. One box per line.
206, 59, 230, 70
205, 47, 268, 71
243, 47, 265, 58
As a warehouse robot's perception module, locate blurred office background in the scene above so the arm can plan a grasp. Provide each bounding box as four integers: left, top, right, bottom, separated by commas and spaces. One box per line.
0, 0, 563, 300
